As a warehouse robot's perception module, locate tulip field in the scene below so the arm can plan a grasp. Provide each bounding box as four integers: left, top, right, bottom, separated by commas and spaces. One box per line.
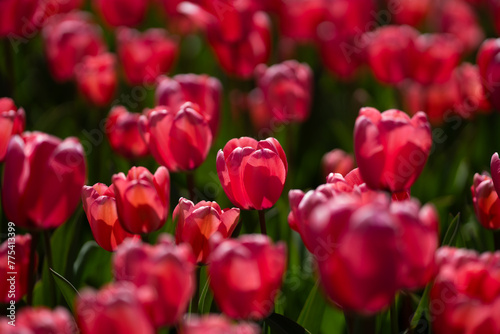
2, 0, 500, 333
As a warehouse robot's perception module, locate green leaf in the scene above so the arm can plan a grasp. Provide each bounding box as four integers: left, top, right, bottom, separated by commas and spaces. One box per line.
297, 281, 327, 333
198, 267, 213, 314
442, 213, 460, 246
73, 241, 113, 289
50, 268, 79, 313
409, 283, 432, 332
265, 313, 311, 334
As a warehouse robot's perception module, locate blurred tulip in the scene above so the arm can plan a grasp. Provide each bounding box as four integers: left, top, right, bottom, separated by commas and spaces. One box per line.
35, 0, 84, 22
117, 28, 178, 85
182, 314, 260, 334
491, 152, 500, 196
471, 173, 500, 230
278, 0, 326, 43
112, 166, 170, 234
156, 74, 222, 136
75, 53, 117, 107
454, 63, 491, 118
77, 282, 155, 334
0, 0, 40, 37
217, 137, 287, 210
0, 98, 25, 162
113, 236, 196, 327
42, 12, 106, 82
139, 103, 212, 172
248, 60, 312, 126
321, 149, 355, 178
354, 107, 432, 192
1, 307, 77, 333
389, 0, 431, 27
2, 132, 86, 229
208, 234, 287, 320
93, 0, 148, 27
477, 39, 500, 111
82, 183, 139, 252
105, 106, 149, 159
490, 0, 500, 35
173, 198, 240, 263
0, 234, 36, 303
430, 247, 500, 334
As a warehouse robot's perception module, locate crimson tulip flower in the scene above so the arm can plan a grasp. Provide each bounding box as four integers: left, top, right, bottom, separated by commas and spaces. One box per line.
477, 39, 500, 111
0, 0, 40, 37
112, 166, 170, 235
93, 0, 148, 27
77, 282, 155, 334
388, 0, 430, 27
139, 103, 212, 172
0, 307, 76, 333
0, 98, 25, 162
321, 149, 355, 178
0, 234, 36, 303
182, 315, 260, 334
117, 28, 178, 86
105, 106, 149, 159
42, 12, 106, 82
430, 247, 500, 334
278, 0, 326, 43
75, 53, 117, 107
156, 74, 222, 136
2, 132, 86, 229
471, 172, 500, 230
354, 107, 432, 193
82, 183, 139, 252
208, 234, 287, 320
113, 236, 196, 328
217, 137, 287, 210
173, 198, 240, 263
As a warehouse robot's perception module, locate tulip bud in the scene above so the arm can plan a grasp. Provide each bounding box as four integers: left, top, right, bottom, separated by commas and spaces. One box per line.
113, 236, 196, 327
321, 149, 355, 178
5, 307, 76, 333
217, 137, 288, 210
389, 0, 431, 27
0, 0, 40, 37
156, 74, 222, 136
0, 234, 37, 303
173, 198, 240, 264
42, 12, 106, 82
105, 106, 149, 159
181, 315, 260, 334
477, 39, 500, 111
2, 132, 86, 229
354, 107, 432, 192
278, 0, 326, 43
75, 53, 117, 107
76, 282, 155, 334
93, 0, 148, 27
139, 103, 213, 172
117, 28, 178, 86
0, 98, 25, 162
471, 172, 500, 230
112, 166, 170, 234
208, 234, 287, 320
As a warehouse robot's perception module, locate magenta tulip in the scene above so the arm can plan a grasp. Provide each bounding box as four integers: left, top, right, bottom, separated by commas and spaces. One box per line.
0, 98, 25, 162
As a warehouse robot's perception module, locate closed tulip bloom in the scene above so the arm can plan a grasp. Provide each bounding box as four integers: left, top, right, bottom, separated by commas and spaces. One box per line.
354, 107, 432, 193
182, 315, 260, 334
0, 98, 25, 162
156, 74, 222, 136
217, 137, 287, 210
477, 39, 500, 110
389, 0, 431, 27
2, 132, 86, 229
93, 0, 148, 27
112, 166, 170, 234
0, 0, 40, 37
82, 183, 139, 252
321, 149, 355, 178
491, 153, 500, 195
35, 0, 84, 22
208, 234, 287, 320
105, 106, 149, 159
471, 172, 500, 230
139, 103, 212, 172
42, 12, 106, 82
117, 28, 178, 86
431, 247, 500, 334
75, 53, 117, 107
0, 235, 37, 303
113, 236, 196, 327
77, 282, 155, 334
173, 198, 240, 263
278, 0, 326, 43
14, 307, 76, 333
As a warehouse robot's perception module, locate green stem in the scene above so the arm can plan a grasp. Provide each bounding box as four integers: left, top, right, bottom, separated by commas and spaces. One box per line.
494, 231, 500, 251
43, 230, 56, 303
258, 210, 267, 235
27, 232, 39, 306
186, 172, 196, 201
391, 301, 399, 334
191, 266, 201, 314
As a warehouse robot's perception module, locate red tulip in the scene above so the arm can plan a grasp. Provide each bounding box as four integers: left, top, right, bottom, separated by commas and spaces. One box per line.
1, 307, 76, 333
2, 132, 86, 229
112, 166, 170, 234
471, 173, 500, 230
318, 32, 365, 80
82, 183, 139, 252
490, 0, 500, 35
248, 60, 312, 126
0, 0, 40, 37
113, 236, 196, 327
105, 106, 149, 159
93, 0, 148, 27
477, 39, 500, 111
75, 53, 117, 107
321, 149, 355, 178
182, 315, 260, 334
173, 198, 240, 263
430, 247, 500, 334
208, 234, 287, 320
77, 282, 155, 334
278, 0, 326, 43
42, 12, 106, 82
35, 0, 84, 22
156, 74, 222, 136
389, 0, 431, 27
117, 27, 178, 86
0, 98, 25, 162
217, 137, 287, 210
139, 103, 213, 172
0, 234, 37, 303
453, 63, 491, 118
354, 107, 432, 193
